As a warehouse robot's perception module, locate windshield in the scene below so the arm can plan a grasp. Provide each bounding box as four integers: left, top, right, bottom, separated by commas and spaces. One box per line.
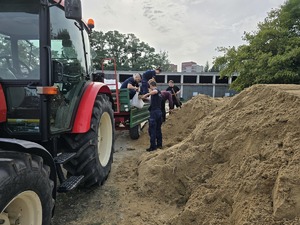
0, 1, 40, 80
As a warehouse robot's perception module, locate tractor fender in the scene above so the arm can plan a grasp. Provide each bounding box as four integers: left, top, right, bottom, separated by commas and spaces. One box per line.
0, 84, 7, 123
72, 82, 112, 133
0, 138, 57, 200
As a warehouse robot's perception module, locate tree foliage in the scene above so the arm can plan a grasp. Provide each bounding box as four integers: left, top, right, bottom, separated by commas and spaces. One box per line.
89, 30, 170, 71
209, 64, 220, 72
204, 61, 209, 72
214, 0, 300, 91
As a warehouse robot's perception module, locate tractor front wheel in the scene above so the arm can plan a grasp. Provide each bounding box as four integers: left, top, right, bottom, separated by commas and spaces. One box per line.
64, 94, 114, 187
0, 151, 54, 225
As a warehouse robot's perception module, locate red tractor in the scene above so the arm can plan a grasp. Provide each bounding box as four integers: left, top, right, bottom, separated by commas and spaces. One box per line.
0, 0, 114, 224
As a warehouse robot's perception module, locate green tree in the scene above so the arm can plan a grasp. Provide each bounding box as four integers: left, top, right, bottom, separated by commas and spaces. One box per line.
89, 30, 170, 71
89, 30, 106, 67
209, 64, 220, 72
214, 0, 300, 91
204, 61, 209, 72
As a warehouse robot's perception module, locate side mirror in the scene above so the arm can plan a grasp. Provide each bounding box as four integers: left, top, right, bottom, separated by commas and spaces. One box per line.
65, 0, 82, 20
52, 60, 64, 83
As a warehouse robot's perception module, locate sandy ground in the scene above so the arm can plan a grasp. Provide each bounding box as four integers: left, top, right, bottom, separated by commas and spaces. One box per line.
51, 128, 168, 225
52, 84, 300, 225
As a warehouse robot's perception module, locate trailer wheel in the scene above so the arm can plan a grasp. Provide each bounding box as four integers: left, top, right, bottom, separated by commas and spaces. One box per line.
0, 151, 54, 225
129, 124, 141, 140
64, 94, 114, 187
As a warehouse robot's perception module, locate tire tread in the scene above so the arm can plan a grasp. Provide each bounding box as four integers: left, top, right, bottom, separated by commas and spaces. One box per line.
63, 94, 114, 187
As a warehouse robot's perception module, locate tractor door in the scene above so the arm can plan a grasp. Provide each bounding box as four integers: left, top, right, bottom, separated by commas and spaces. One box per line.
48, 5, 91, 133
0, 1, 94, 139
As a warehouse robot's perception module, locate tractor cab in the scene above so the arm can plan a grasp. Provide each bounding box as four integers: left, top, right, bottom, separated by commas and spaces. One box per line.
0, 1, 114, 223
0, 0, 93, 141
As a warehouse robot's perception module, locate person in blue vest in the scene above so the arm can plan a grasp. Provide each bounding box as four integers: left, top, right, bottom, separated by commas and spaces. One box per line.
120, 73, 142, 99
142, 80, 163, 151
140, 67, 162, 95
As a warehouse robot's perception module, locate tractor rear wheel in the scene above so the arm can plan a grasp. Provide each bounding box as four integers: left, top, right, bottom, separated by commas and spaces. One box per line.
0, 151, 54, 225
64, 94, 114, 187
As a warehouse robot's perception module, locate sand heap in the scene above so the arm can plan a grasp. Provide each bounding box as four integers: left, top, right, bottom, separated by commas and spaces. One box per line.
139, 94, 223, 148
162, 94, 223, 148
137, 84, 300, 225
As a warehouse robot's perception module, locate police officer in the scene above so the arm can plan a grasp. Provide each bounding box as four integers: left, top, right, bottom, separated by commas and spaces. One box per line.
120, 73, 142, 99
140, 67, 162, 95
142, 81, 163, 151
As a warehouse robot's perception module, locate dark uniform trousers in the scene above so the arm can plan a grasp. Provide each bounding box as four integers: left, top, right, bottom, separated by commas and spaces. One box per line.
148, 109, 162, 149
161, 99, 167, 122
141, 79, 149, 95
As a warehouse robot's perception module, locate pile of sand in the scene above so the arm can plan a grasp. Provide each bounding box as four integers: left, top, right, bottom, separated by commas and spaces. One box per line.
137, 84, 300, 224
162, 94, 223, 147
139, 94, 223, 148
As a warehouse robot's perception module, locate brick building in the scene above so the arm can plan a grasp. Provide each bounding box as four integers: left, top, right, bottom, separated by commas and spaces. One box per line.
181, 61, 203, 72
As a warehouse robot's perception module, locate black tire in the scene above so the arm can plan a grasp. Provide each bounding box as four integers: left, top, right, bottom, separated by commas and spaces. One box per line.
129, 124, 141, 140
0, 150, 54, 225
63, 94, 114, 187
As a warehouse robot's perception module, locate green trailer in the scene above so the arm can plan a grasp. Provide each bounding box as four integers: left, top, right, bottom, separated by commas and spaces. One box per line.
112, 88, 150, 139
100, 58, 149, 139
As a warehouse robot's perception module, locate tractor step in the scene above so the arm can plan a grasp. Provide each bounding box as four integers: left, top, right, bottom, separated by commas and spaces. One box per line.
54, 152, 77, 164
57, 175, 84, 192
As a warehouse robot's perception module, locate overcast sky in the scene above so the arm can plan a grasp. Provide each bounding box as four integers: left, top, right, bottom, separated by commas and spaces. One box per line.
82, 0, 285, 71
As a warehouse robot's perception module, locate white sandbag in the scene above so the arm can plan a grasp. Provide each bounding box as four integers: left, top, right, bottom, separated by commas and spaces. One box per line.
131, 92, 144, 109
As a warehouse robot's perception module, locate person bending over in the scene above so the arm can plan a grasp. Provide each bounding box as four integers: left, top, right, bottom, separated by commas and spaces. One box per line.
166, 80, 181, 108
140, 67, 162, 95
161, 90, 174, 122
120, 73, 142, 99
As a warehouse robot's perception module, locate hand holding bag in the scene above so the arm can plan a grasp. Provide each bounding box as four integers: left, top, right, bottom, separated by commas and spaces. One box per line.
131, 92, 144, 109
